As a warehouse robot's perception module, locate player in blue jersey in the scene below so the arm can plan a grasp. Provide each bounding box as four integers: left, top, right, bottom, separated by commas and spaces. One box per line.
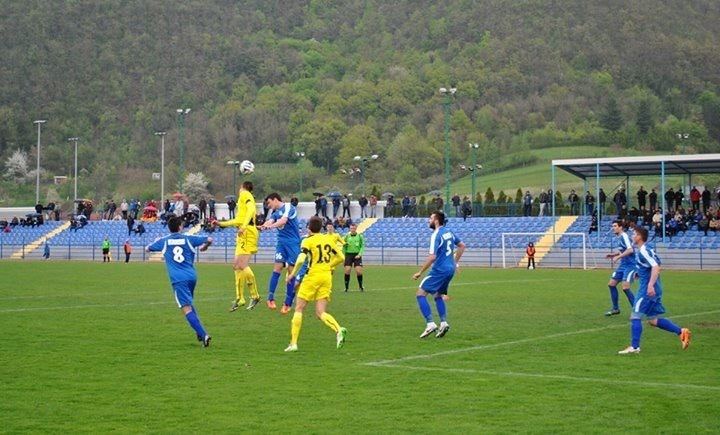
412, 211, 466, 338
146, 216, 213, 347
604, 220, 637, 316
618, 226, 691, 354
259, 193, 302, 314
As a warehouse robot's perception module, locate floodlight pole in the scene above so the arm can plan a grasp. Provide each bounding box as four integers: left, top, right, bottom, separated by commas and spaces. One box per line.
176, 108, 191, 187
296, 151, 306, 195
227, 160, 240, 194
596, 163, 601, 245
661, 161, 666, 243
470, 143, 479, 212
440, 87, 456, 214
33, 120, 47, 204
68, 137, 79, 201
155, 132, 167, 201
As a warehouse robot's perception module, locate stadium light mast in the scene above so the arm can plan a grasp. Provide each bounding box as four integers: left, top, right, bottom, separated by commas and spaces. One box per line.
33, 119, 47, 204
353, 154, 379, 192
227, 160, 240, 194
439, 87, 456, 214
154, 132, 167, 201
67, 137, 80, 201
295, 151, 306, 195
176, 108, 191, 188
467, 143, 482, 213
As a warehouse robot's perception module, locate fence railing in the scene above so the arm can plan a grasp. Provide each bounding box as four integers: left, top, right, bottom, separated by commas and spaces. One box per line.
2, 237, 718, 270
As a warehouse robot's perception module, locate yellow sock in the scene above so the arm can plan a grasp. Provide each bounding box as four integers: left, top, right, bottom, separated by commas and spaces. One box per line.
234, 269, 246, 303
320, 312, 341, 333
291, 312, 303, 345
244, 267, 259, 299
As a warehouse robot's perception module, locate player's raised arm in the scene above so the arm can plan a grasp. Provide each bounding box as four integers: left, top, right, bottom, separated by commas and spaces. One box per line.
199, 237, 213, 252
145, 236, 164, 252
329, 247, 345, 269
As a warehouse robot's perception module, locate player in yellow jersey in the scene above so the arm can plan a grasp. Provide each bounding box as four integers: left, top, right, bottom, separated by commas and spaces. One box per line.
284, 216, 347, 352
325, 222, 346, 250
215, 181, 261, 311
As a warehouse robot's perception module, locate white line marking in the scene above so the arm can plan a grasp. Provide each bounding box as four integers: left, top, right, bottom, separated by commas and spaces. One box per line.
370, 364, 720, 392
365, 309, 720, 366
0, 296, 232, 313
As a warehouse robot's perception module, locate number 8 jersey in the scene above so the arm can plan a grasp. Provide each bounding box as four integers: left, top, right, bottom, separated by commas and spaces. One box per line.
300, 233, 342, 278
147, 233, 209, 283
429, 226, 462, 275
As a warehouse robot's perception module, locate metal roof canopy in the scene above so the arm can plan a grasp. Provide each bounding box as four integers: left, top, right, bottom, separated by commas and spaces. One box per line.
552, 154, 720, 179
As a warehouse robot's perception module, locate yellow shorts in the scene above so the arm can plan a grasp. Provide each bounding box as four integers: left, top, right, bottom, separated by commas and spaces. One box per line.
297, 274, 332, 302
235, 227, 258, 255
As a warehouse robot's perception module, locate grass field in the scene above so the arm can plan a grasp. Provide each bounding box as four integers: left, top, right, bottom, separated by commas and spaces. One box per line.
1, 261, 719, 433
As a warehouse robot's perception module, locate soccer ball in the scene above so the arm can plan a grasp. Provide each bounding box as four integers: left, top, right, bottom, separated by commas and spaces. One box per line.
528, 265, 535, 270
239, 160, 255, 175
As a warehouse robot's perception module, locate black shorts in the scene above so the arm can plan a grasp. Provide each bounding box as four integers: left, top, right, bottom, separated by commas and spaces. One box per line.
102, 248, 110, 255
344, 253, 363, 267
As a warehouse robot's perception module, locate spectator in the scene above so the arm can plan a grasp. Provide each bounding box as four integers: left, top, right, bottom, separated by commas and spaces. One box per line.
386, 195, 395, 208
199, 197, 207, 220
436, 196, 444, 213
652, 209, 663, 233
35, 202, 43, 215
701, 187, 711, 213
109, 200, 117, 220
674, 188, 684, 211
227, 198, 236, 219
369, 194, 378, 218
126, 214, 135, 236
290, 196, 299, 207
43, 240, 50, 260
462, 196, 472, 221
70, 217, 78, 232
163, 199, 171, 214
523, 191, 533, 217
332, 195, 341, 218
319, 194, 328, 219
525, 242, 536, 269
10, 216, 19, 227
2, 223, 10, 233
452, 194, 461, 217
334, 216, 351, 229
568, 189, 579, 215
649, 189, 658, 211
134, 222, 146, 235
208, 197, 216, 218
342, 194, 351, 218
359, 195, 369, 218
123, 239, 132, 263
314, 195, 322, 216
409, 196, 417, 217
589, 211, 598, 234
689, 186, 700, 211
637, 186, 647, 211
102, 200, 110, 220
584, 191, 595, 216
401, 195, 410, 217
598, 188, 607, 215
77, 214, 88, 229
120, 199, 128, 219
664, 188, 675, 210
130, 199, 139, 219
538, 190, 548, 216
613, 188, 627, 215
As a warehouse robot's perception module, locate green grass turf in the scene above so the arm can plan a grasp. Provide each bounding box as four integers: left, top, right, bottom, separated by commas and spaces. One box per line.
1, 261, 719, 433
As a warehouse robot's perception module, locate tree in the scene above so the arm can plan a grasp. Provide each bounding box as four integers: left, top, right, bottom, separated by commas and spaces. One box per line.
182, 172, 209, 201
484, 187, 495, 204
636, 99, 653, 135
515, 188, 523, 203
699, 91, 720, 142
601, 97, 623, 132
297, 117, 347, 173
338, 124, 379, 166
4, 149, 30, 183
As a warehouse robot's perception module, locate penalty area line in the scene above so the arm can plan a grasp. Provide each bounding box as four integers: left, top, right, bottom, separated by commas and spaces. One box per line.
367, 363, 720, 392
365, 309, 720, 366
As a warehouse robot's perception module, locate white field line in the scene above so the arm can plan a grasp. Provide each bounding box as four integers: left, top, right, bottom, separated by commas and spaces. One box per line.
0, 278, 568, 301
372, 364, 720, 392
365, 309, 720, 366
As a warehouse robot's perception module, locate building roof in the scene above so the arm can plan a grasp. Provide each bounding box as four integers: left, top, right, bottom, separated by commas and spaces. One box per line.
552, 154, 720, 179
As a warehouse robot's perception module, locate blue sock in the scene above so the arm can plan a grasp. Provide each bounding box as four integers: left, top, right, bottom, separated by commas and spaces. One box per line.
631, 318, 642, 348
623, 288, 635, 306
434, 296, 447, 322
416, 296, 433, 323
267, 271, 281, 301
184, 309, 206, 338
655, 318, 682, 335
284, 277, 296, 307
609, 285, 619, 310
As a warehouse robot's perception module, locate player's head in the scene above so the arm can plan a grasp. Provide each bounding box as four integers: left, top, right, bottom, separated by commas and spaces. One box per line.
633, 226, 648, 244
611, 219, 625, 234
168, 216, 183, 233
326, 222, 335, 233
349, 223, 357, 234
429, 211, 446, 230
266, 192, 283, 210
241, 181, 253, 192
307, 216, 323, 234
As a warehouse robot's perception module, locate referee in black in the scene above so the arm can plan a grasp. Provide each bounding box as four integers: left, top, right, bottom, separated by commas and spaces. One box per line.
343, 223, 365, 291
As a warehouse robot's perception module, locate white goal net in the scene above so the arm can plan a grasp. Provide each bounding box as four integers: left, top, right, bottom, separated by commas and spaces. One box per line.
501, 232, 597, 270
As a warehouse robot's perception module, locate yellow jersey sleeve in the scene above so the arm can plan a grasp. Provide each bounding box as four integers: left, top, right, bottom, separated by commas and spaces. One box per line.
218, 190, 256, 229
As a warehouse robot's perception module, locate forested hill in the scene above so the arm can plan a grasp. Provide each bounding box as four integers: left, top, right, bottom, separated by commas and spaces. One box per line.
1, 0, 719, 201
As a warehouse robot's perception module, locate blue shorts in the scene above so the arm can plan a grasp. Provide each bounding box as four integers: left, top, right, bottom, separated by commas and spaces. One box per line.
611, 264, 636, 283
172, 280, 196, 308
631, 279, 665, 319
419, 271, 454, 295
275, 242, 301, 266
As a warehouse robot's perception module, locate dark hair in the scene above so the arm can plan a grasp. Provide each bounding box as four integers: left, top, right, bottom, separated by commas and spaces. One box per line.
431, 210, 446, 226
635, 225, 648, 242
242, 181, 253, 192
168, 216, 183, 233
308, 216, 323, 233
611, 219, 624, 227
266, 192, 282, 202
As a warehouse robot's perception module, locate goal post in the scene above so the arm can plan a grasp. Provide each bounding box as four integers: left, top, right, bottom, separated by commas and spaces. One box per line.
501, 232, 593, 270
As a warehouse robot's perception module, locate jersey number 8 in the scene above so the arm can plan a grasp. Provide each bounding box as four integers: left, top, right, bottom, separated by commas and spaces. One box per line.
173, 246, 185, 263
